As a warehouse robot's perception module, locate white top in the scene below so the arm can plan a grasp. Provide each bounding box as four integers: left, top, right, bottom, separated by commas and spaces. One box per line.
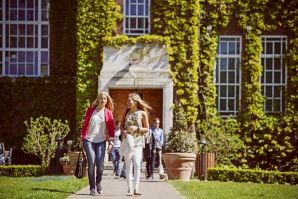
125, 110, 144, 147
86, 108, 106, 143
113, 129, 121, 148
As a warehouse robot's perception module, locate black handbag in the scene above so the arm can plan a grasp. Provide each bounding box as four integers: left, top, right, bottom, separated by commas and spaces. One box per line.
75, 148, 87, 179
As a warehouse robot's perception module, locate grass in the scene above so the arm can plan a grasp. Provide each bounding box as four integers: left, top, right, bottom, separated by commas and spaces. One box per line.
0, 176, 88, 199
170, 180, 298, 199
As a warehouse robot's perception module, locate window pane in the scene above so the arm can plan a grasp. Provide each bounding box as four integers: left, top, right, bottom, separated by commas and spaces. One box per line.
274, 58, 281, 70
26, 64, 34, 75
266, 72, 272, 83
26, 52, 34, 62
41, 37, 48, 48
220, 42, 227, 54
220, 58, 227, 70
130, 5, 136, 15
274, 99, 280, 112
274, 42, 281, 54
220, 71, 227, 83
266, 42, 273, 54
220, 99, 226, 110
228, 99, 234, 111
274, 72, 281, 83
18, 10, 25, 20
41, 52, 48, 62
228, 86, 235, 97
41, 64, 48, 76
228, 58, 235, 70
27, 37, 33, 48
266, 58, 272, 70
265, 86, 272, 97
137, 18, 144, 29
130, 18, 136, 28
19, 64, 25, 75
220, 86, 226, 97
266, 99, 273, 112
274, 86, 281, 98
228, 42, 235, 54
138, 5, 144, 15
18, 37, 25, 47
228, 72, 235, 83
18, 51, 25, 62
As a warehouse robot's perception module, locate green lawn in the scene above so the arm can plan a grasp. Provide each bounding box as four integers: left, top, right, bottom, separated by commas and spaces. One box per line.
0, 176, 88, 199
171, 180, 298, 199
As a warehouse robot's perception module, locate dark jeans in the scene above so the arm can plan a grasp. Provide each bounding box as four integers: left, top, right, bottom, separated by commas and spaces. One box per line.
83, 140, 106, 190
111, 147, 120, 175
144, 144, 156, 178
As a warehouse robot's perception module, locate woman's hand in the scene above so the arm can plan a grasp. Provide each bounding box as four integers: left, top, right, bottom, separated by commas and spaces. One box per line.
127, 125, 138, 133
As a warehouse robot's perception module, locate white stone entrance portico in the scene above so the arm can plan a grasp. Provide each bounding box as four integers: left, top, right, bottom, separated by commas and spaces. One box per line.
99, 43, 173, 135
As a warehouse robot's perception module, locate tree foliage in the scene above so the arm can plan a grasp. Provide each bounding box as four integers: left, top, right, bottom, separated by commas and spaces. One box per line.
22, 116, 70, 171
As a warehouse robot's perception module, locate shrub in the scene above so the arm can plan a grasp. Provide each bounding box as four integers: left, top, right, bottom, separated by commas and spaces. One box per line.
197, 117, 244, 166
0, 165, 42, 177
208, 167, 298, 185
22, 116, 70, 172
165, 104, 196, 153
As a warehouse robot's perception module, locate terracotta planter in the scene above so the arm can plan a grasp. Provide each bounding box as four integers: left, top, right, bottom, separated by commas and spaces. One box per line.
163, 153, 196, 181
62, 164, 74, 175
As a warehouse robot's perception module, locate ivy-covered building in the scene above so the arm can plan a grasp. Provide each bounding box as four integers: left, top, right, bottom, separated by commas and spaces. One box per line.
0, 0, 297, 169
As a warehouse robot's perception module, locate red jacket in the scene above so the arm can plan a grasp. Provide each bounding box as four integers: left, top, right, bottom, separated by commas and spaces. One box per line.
80, 106, 115, 140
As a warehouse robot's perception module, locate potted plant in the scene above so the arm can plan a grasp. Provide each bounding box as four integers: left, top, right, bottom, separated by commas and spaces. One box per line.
163, 105, 197, 181
59, 153, 73, 175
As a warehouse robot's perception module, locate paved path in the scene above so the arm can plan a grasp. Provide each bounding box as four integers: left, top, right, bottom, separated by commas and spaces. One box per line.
67, 167, 183, 199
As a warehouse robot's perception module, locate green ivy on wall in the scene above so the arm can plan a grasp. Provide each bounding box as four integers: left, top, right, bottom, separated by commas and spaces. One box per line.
76, 0, 122, 133
198, 0, 234, 120
152, 0, 200, 130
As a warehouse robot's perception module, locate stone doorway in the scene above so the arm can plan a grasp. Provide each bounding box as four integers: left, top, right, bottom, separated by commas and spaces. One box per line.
109, 88, 163, 128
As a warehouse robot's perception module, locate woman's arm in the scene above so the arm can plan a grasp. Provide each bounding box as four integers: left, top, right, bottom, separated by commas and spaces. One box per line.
139, 111, 149, 135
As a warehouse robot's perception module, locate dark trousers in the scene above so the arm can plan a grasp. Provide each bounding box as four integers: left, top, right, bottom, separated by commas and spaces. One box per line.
144, 144, 155, 178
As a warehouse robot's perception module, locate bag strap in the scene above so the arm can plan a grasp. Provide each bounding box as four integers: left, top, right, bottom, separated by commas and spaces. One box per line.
77, 148, 85, 160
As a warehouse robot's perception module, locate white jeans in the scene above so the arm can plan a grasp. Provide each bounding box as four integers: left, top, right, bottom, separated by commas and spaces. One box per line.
158, 149, 164, 175
125, 145, 143, 193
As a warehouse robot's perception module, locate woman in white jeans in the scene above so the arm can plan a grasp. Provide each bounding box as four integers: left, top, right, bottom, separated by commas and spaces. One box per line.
121, 93, 151, 196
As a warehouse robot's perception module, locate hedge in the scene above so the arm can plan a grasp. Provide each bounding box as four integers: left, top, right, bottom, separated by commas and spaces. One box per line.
208, 168, 298, 185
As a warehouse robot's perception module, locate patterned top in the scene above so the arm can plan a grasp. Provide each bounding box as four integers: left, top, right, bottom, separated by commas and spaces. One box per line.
125, 110, 144, 146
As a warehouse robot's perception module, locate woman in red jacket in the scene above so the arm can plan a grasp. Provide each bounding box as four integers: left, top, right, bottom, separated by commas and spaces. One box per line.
80, 92, 115, 196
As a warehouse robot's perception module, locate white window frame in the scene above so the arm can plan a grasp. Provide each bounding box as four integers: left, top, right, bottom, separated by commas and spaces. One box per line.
215, 36, 242, 117
123, 0, 150, 36
0, 0, 50, 77
261, 36, 287, 113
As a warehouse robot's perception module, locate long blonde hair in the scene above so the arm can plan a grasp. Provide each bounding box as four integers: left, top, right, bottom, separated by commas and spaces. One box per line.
92, 91, 114, 111
129, 93, 152, 115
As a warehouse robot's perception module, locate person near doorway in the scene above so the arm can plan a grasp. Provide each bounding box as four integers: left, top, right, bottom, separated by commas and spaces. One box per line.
80, 92, 115, 196
150, 118, 166, 179
120, 92, 151, 196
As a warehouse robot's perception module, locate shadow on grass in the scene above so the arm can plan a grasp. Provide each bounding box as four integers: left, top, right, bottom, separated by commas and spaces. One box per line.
32, 188, 75, 194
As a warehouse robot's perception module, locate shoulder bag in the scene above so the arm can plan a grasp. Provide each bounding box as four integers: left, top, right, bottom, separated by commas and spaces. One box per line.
75, 148, 87, 179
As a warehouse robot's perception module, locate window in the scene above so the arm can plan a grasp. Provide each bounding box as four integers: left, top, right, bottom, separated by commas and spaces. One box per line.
215, 36, 241, 116
124, 0, 150, 35
0, 0, 49, 77
261, 36, 287, 113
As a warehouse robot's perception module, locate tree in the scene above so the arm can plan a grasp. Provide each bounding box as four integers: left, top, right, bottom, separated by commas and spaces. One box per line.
22, 116, 70, 171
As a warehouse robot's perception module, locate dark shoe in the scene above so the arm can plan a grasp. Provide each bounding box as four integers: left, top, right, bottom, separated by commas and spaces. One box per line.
90, 188, 96, 196
96, 183, 103, 194
134, 190, 142, 196
160, 174, 166, 179
120, 174, 126, 178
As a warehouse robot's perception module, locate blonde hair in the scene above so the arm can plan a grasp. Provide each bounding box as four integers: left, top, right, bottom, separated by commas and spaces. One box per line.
129, 93, 152, 115
92, 91, 114, 111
